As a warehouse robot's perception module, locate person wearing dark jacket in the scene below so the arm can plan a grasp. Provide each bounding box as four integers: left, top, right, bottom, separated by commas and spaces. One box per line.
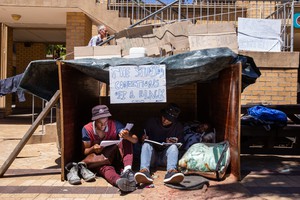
134, 103, 184, 185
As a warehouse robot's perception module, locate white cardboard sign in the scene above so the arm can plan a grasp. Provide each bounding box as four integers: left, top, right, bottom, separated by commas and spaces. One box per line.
238, 17, 282, 52
109, 65, 166, 104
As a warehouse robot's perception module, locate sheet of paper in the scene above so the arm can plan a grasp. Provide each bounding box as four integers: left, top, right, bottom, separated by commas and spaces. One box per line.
125, 123, 134, 131
100, 139, 121, 147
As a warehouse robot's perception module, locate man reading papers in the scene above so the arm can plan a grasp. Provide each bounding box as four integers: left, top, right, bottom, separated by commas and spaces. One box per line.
135, 103, 185, 185
81, 105, 138, 192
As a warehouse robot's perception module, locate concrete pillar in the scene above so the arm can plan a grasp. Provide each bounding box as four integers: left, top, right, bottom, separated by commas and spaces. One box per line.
66, 12, 92, 60
0, 24, 13, 117
0, 23, 4, 118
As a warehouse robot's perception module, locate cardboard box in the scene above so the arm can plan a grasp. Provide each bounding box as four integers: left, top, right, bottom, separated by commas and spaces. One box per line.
93, 45, 121, 58
74, 46, 93, 59
74, 45, 121, 59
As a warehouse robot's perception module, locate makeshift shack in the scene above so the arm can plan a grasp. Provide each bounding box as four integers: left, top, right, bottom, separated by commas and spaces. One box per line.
18, 47, 254, 181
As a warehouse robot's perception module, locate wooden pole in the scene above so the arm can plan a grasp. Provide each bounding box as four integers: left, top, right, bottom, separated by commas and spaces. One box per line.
0, 90, 60, 177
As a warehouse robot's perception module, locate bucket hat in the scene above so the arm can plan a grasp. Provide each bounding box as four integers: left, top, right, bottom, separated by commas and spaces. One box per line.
91, 105, 112, 121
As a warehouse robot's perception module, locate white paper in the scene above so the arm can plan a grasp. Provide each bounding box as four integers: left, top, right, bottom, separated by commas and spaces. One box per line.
100, 139, 122, 147
125, 123, 134, 131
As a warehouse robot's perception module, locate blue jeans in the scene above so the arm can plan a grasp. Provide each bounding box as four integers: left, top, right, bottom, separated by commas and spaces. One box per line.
139, 143, 179, 171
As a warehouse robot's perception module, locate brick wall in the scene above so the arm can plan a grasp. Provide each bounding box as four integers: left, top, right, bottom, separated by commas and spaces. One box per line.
66, 12, 92, 60
240, 51, 299, 105
15, 42, 47, 109
102, 84, 197, 132
242, 68, 298, 104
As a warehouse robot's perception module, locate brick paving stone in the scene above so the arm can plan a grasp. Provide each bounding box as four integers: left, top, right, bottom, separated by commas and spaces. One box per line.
9, 193, 39, 198
0, 194, 15, 198
99, 194, 115, 198
86, 194, 103, 200
0, 179, 15, 186
20, 180, 36, 186
31, 193, 51, 200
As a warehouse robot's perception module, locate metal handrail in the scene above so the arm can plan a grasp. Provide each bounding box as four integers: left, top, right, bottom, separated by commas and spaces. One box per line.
99, 0, 179, 46
105, 0, 295, 52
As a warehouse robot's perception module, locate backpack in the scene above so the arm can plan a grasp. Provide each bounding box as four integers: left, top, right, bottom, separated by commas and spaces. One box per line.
178, 140, 230, 181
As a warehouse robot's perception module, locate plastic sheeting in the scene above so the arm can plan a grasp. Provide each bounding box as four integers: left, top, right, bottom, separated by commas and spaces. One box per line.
19, 47, 260, 101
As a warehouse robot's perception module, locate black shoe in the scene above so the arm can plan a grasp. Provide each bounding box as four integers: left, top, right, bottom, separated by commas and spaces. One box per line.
163, 169, 184, 184
120, 169, 135, 182
116, 178, 136, 192
134, 168, 153, 184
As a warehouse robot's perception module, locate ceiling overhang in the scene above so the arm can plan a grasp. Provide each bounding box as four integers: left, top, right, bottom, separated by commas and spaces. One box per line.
0, 6, 81, 43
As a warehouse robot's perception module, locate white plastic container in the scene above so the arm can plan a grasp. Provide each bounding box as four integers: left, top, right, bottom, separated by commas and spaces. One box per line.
128, 47, 147, 58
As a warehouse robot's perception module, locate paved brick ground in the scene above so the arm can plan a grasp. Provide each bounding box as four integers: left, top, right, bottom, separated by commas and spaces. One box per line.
1, 115, 300, 200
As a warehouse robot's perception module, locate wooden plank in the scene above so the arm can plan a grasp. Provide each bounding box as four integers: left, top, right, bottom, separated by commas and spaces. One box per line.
197, 64, 241, 181
241, 146, 300, 155
59, 62, 99, 181
220, 64, 241, 181
0, 90, 60, 177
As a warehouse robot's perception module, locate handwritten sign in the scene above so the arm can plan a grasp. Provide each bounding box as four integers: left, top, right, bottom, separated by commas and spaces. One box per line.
109, 65, 166, 104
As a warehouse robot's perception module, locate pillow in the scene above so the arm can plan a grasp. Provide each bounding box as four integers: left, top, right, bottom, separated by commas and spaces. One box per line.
178, 141, 230, 180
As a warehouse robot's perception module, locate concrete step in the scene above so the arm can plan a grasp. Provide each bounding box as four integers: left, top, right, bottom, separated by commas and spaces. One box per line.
27, 123, 59, 144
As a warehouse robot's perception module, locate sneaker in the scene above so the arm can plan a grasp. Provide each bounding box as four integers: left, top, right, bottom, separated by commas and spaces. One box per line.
134, 168, 153, 184
78, 162, 96, 182
163, 169, 184, 184
65, 162, 81, 185
121, 169, 135, 182
116, 178, 136, 192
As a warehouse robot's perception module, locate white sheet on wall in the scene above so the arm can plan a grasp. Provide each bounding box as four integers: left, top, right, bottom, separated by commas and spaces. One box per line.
238, 18, 282, 52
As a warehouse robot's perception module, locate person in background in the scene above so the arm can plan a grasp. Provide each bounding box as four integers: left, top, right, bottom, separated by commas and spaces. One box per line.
82, 105, 138, 192
134, 103, 185, 185
88, 25, 108, 46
